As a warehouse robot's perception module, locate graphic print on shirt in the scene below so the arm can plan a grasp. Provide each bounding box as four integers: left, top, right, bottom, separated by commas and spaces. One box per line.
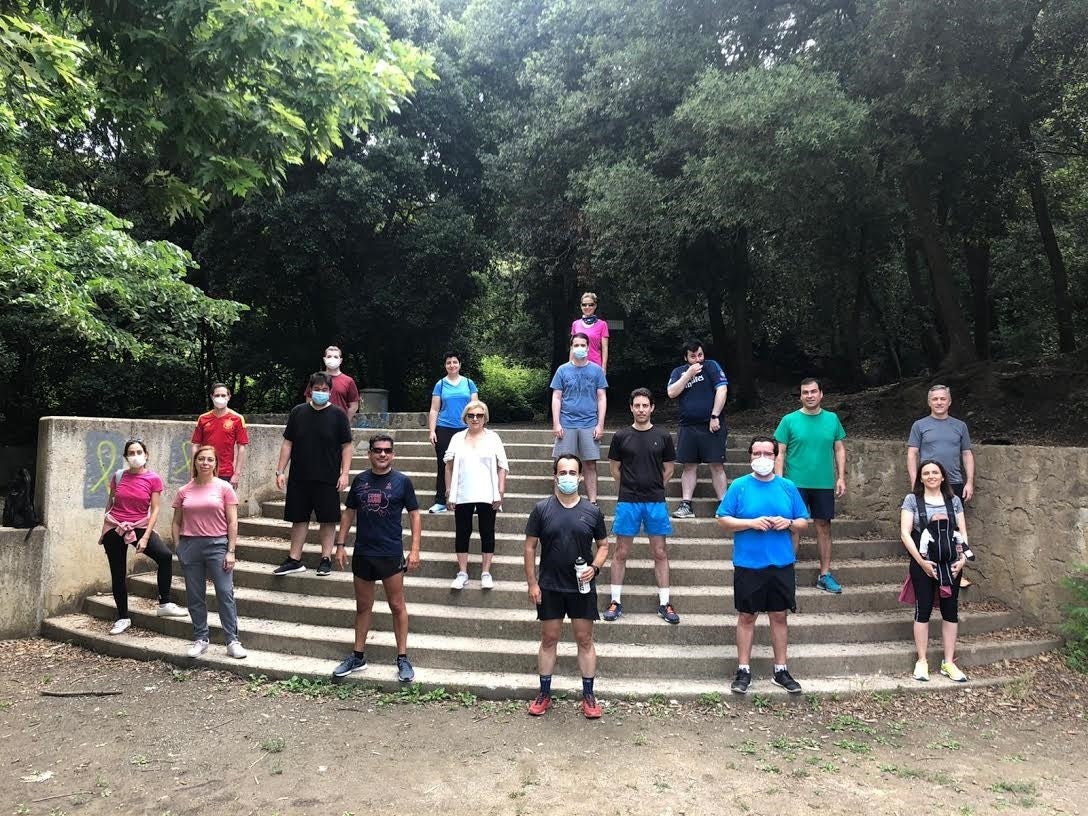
359, 478, 392, 517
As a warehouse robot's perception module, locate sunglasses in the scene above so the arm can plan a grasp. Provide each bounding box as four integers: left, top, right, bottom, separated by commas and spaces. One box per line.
370, 447, 394, 455
580, 302, 595, 307
465, 413, 485, 420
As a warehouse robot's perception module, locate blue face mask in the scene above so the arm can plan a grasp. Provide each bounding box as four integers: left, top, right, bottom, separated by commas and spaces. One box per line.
557, 475, 579, 495
572, 347, 589, 360
311, 391, 331, 406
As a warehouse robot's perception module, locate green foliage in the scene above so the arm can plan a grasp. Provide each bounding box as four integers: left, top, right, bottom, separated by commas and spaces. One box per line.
476, 354, 549, 422
1061, 564, 1088, 672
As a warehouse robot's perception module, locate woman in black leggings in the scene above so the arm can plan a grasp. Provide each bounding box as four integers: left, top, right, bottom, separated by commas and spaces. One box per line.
100, 439, 186, 634
899, 459, 969, 683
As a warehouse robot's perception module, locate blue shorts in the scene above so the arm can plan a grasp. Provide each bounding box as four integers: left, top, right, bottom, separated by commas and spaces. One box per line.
612, 502, 673, 537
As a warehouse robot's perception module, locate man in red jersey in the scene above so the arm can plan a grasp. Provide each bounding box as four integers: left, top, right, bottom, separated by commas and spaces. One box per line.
191, 383, 250, 487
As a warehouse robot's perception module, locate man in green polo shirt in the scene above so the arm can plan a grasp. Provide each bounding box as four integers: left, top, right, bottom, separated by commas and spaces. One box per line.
773, 378, 847, 593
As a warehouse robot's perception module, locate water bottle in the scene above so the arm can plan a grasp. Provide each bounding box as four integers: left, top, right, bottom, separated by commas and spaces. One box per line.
574, 556, 590, 594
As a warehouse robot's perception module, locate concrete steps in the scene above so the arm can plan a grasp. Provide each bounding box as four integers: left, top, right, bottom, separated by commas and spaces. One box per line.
42, 424, 1061, 700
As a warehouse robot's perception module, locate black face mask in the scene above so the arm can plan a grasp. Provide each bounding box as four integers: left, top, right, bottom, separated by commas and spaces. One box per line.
580, 314, 599, 325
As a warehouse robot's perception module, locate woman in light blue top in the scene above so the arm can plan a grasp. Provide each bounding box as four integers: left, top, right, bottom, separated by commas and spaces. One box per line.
427, 351, 478, 513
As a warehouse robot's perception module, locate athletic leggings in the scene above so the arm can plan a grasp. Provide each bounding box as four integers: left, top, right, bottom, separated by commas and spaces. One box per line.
454, 503, 497, 554
102, 528, 174, 619
909, 558, 961, 623
434, 425, 459, 503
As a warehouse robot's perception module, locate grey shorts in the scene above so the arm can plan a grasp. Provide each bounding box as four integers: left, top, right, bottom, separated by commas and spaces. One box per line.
552, 428, 601, 461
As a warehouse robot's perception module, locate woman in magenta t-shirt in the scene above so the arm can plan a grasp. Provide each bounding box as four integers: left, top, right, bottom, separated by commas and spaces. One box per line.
570, 291, 610, 371
171, 444, 246, 659
100, 439, 187, 635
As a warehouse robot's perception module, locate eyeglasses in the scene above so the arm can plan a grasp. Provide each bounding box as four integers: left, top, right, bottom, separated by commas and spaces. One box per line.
465, 413, 485, 420
370, 448, 394, 455
580, 302, 595, 307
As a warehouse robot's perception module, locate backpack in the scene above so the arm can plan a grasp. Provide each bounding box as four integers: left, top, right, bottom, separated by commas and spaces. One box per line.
3, 468, 41, 539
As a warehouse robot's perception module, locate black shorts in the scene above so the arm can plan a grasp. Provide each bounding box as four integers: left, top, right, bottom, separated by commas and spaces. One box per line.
536, 589, 600, 621
352, 555, 407, 582
797, 487, 835, 521
734, 565, 796, 614
676, 425, 727, 464
284, 479, 341, 523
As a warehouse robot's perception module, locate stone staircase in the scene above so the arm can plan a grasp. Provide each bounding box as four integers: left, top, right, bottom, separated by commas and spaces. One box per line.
42, 428, 1060, 699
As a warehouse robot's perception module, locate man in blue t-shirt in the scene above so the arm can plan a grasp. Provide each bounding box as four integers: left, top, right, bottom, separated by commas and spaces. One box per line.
331, 434, 422, 684
550, 333, 608, 503
666, 338, 729, 519
716, 436, 810, 696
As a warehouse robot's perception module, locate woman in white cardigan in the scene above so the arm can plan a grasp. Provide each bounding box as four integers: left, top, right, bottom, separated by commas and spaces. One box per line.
443, 400, 509, 590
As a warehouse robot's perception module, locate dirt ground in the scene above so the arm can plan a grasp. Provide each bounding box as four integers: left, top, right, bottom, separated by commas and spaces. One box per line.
0, 641, 1085, 816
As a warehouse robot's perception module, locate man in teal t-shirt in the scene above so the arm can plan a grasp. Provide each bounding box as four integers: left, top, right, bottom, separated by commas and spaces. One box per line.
773, 378, 847, 594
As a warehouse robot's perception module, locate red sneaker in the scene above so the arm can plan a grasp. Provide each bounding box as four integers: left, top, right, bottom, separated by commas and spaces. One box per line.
581, 694, 602, 719
527, 693, 552, 716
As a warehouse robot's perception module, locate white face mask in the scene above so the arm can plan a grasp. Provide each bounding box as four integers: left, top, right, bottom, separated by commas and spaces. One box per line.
212, 396, 229, 409
751, 456, 775, 477
127, 454, 147, 469
324, 356, 341, 370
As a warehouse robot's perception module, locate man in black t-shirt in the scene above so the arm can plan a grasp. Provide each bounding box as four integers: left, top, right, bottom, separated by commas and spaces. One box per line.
331, 433, 422, 683
273, 372, 354, 577
523, 455, 610, 719
605, 388, 679, 624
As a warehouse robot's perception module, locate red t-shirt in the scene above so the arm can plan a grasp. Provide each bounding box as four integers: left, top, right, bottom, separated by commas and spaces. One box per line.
172, 479, 239, 538
305, 373, 360, 414
109, 470, 165, 524
191, 409, 250, 478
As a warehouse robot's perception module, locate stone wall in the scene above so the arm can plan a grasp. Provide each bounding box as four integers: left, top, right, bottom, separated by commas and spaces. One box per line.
835, 439, 1088, 628
0, 527, 45, 637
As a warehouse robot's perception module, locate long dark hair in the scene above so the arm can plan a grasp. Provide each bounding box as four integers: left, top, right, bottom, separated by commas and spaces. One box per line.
912, 459, 953, 504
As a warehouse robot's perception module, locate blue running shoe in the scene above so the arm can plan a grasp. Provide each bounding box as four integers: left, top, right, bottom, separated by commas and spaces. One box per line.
332, 653, 367, 678
657, 603, 680, 624
397, 655, 415, 683
603, 601, 623, 622
816, 572, 843, 594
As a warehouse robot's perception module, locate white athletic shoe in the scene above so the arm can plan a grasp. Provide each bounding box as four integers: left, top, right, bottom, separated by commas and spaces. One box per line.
226, 641, 248, 659
450, 572, 469, 590
187, 640, 209, 658
156, 602, 188, 618
109, 618, 132, 635
480, 572, 494, 590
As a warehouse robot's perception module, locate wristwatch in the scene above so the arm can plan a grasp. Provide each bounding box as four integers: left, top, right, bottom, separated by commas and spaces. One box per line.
710, 414, 719, 420
592, 564, 601, 576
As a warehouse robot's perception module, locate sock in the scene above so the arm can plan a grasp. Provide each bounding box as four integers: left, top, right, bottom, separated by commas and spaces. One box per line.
582, 676, 595, 697
737, 664, 750, 673
658, 588, 670, 606
539, 674, 552, 696
353, 650, 365, 659
611, 586, 623, 603
774, 664, 788, 673
398, 653, 407, 660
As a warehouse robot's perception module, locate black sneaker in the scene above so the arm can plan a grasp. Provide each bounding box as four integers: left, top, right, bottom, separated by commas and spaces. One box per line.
772, 668, 802, 694
316, 556, 332, 576
272, 557, 306, 576
730, 668, 751, 694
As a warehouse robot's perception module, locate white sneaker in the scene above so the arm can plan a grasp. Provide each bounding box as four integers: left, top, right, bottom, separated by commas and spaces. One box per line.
109, 618, 132, 635
187, 640, 209, 658
156, 602, 188, 618
450, 571, 469, 590
480, 572, 494, 590
428, 503, 448, 513
226, 641, 248, 659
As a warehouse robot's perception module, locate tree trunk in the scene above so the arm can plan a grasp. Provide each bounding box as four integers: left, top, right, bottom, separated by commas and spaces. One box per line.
859, 267, 903, 381
1020, 124, 1076, 352
902, 236, 944, 371
963, 238, 992, 360
844, 264, 865, 386
903, 173, 977, 370
725, 230, 757, 409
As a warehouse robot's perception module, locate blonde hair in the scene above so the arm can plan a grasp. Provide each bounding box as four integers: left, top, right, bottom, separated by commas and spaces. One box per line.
191, 445, 219, 479
461, 399, 490, 425
579, 292, 598, 305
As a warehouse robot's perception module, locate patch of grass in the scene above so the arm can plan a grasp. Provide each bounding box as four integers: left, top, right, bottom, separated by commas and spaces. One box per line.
879, 763, 923, 779
15, 805, 29, 815
653, 779, 671, 792
870, 690, 895, 704
171, 669, 190, 682
736, 740, 759, 756
805, 694, 821, 712
0, 701, 12, 711
1003, 753, 1027, 763
698, 691, 723, 706
768, 735, 819, 755
633, 733, 648, 747
129, 754, 150, 766
752, 694, 772, 711
259, 737, 286, 754
646, 693, 667, 706
1002, 669, 1037, 700
957, 808, 974, 816
832, 739, 872, 755
930, 772, 956, 786
828, 714, 876, 734
927, 733, 962, 751
990, 781, 1038, 796
454, 691, 477, 707
817, 761, 839, 773
756, 763, 781, 774
1060, 564, 1088, 672
791, 768, 810, 779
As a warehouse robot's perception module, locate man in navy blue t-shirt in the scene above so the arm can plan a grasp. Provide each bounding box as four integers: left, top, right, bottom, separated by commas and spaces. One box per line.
332, 434, 422, 683
666, 338, 729, 519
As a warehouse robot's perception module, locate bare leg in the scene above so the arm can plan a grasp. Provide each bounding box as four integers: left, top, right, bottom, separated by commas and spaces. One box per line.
814, 519, 833, 574
914, 620, 930, 662
708, 463, 727, 500
352, 578, 376, 651
382, 571, 409, 653
681, 464, 697, 502
768, 610, 789, 665
572, 618, 597, 678
583, 460, 598, 502
288, 522, 309, 560
481, 552, 494, 573
610, 536, 632, 590
649, 535, 670, 589
456, 552, 469, 573
941, 620, 958, 663
736, 612, 757, 665
318, 522, 336, 558
537, 620, 562, 676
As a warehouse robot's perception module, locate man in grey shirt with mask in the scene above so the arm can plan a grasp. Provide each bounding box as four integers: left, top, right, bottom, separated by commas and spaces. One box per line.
906, 384, 975, 501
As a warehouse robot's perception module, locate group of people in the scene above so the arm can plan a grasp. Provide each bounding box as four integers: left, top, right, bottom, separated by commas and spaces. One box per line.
95, 294, 977, 715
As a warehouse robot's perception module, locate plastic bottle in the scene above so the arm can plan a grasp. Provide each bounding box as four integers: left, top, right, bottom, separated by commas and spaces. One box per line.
574, 556, 590, 594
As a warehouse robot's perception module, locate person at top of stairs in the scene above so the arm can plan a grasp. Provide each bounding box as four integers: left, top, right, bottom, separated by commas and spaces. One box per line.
550, 333, 608, 504
190, 382, 249, 490
427, 350, 479, 514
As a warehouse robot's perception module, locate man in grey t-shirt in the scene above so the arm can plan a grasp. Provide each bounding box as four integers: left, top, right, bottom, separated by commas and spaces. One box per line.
906, 384, 975, 501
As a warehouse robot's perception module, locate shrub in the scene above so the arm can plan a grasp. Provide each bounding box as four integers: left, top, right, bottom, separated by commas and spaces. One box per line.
477, 355, 549, 422
1061, 564, 1088, 673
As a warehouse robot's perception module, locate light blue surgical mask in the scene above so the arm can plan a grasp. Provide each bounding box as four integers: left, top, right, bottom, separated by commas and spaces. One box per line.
311, 391, 331, 406
572, 347, 589, 360
557, 475, 579, 495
